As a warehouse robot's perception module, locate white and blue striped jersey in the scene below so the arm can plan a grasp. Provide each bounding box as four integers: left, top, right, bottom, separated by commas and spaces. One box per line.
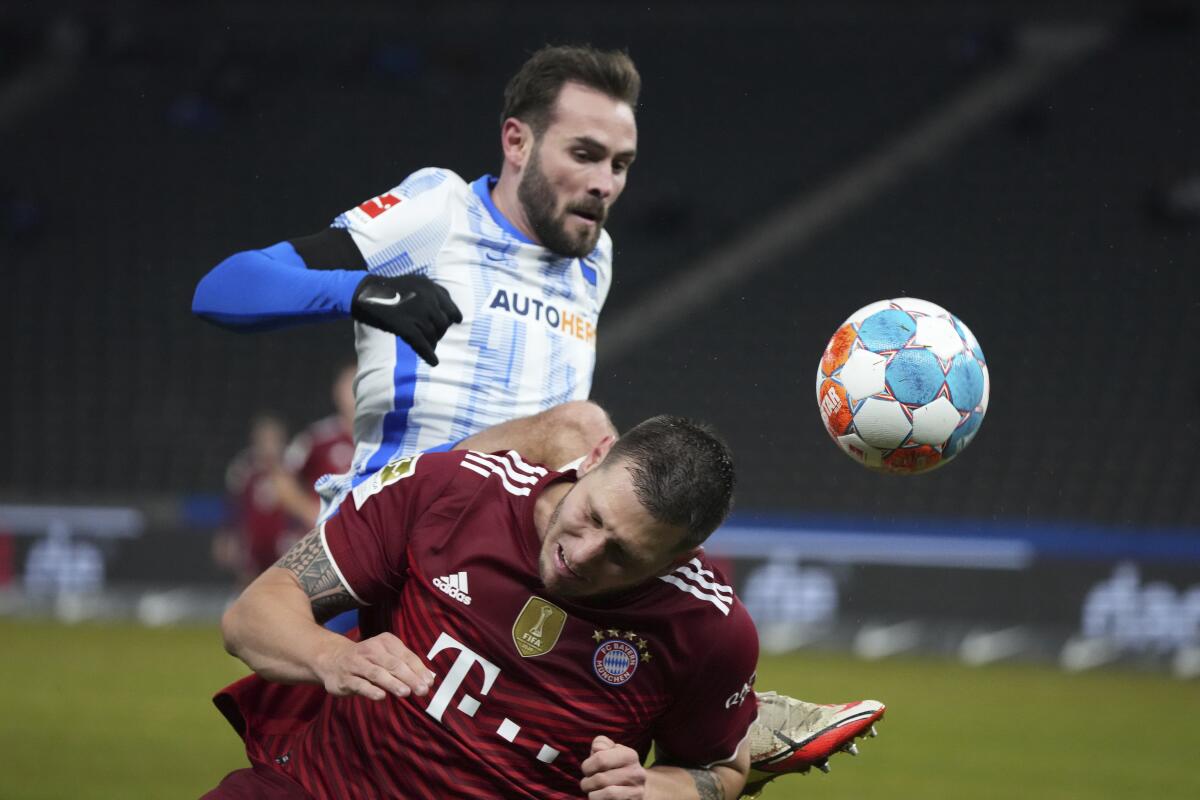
316, 168, 612, 511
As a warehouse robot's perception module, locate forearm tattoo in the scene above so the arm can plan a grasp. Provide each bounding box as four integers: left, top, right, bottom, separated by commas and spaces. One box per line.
685, 769, 724, 800
275, 528, 359, 622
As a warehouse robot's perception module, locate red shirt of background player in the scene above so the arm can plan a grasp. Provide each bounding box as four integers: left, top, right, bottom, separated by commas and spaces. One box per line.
284, 415, 354, 494
215, 450, 759, 800
226, 451, 297, 575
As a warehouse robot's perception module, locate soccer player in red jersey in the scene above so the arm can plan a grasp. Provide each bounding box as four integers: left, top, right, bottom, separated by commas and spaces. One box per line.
209, 417, 757, 799
218, 415, 303, 582
272, 363, 358, 529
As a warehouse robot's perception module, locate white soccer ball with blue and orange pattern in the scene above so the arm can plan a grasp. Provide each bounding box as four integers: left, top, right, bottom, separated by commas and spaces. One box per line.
816, 297, 989, 474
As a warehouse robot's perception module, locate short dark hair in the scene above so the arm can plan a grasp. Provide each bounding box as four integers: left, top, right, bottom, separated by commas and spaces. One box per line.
603, 415, 735, 549
501, 45, 640, 134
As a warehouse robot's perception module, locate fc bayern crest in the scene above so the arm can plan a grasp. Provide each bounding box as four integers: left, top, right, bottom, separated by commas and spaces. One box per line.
593, 639, 639, 686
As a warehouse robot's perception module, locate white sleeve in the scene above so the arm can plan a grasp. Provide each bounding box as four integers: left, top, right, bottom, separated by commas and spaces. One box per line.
331, 167, 465, 276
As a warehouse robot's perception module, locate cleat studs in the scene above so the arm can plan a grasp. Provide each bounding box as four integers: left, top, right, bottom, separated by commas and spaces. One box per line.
844, 743, 859, 756
817, 761, 831, 774
869, 725, 878, 738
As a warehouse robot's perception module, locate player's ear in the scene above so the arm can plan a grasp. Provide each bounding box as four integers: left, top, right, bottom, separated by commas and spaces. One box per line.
501, 118, 533, 168
575, 435, 615, 477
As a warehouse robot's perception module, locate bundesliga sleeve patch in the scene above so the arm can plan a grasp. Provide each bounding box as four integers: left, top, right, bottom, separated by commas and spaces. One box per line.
352, 453, 421, 509
357, 191, 403, 219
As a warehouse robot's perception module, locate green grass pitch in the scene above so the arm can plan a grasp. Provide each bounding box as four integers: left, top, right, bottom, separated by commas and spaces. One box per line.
2, 618, 1197, 799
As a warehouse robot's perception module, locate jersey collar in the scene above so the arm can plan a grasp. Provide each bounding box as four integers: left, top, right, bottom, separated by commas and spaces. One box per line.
472, 174, 536, 245
471, 174, 601, 286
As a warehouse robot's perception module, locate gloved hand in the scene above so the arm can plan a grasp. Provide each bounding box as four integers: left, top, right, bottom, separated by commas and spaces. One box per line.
350, 274, 463, 366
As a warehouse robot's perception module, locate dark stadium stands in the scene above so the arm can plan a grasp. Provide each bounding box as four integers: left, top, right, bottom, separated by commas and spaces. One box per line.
597, 13, 1200, 529
2, 1, 1197, 535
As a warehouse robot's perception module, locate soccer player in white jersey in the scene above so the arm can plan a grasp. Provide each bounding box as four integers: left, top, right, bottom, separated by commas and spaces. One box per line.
193, 44, 883, 795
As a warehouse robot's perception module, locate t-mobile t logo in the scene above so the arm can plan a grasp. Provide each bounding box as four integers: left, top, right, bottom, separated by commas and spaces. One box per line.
424, 632, 500, 722
423, 632, 561, 765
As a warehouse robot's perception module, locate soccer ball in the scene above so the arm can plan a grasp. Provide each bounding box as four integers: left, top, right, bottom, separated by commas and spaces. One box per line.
816, 297, 989, 474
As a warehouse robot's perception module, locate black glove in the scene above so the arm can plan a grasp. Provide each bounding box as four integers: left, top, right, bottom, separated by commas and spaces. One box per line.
350, 274, 463, 366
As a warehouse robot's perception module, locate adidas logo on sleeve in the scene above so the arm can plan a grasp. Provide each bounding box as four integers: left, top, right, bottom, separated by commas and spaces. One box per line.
433, 571, 472, 605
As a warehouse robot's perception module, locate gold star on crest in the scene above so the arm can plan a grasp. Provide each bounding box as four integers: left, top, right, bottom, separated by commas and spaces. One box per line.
624, 630, 637, 641
607, 628, 620, 639
592, 630, 605, 642
632, 635, 652, 661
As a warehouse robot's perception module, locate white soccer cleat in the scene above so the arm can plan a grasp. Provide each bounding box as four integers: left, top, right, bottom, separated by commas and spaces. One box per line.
741, 693, 886, 798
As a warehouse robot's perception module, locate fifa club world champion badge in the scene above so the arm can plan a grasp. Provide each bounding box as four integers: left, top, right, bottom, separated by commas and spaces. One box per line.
512, 597, 567, 658
592, 629, 651, 686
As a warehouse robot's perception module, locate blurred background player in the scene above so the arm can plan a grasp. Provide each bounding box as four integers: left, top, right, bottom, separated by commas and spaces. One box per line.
270, 362, 357, 530
192, 44, 880, 790
213, 414, 303, 586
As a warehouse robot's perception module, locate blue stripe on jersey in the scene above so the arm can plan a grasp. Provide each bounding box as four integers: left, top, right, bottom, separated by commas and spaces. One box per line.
579, 259, 598, 287
453, 196, 497, 441
347, 169, 459, 467
444, 192, 530, 441
369, 249, 416, 276
506, 317, 528, 397
543, 330, 578, 408
541, 257, 575, 298
471, 175, 535, 244
367, 209, 452, 277
539, 257, 588, 406
359, 337, 421, 480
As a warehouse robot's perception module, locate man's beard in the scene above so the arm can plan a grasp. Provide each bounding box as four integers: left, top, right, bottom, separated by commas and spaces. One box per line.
518, 144, 606, 258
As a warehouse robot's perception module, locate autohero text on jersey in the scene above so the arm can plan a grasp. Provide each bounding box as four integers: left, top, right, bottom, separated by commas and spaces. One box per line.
485, 288, 596, 346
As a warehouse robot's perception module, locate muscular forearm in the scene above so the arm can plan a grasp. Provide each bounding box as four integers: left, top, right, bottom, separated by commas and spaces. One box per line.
221, 567, 353, 683
645, 763, 745, 800
645, 738, 749, 800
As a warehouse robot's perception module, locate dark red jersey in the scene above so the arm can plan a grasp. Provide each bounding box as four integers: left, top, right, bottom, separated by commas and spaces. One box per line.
216, 450, 759, 799
283, 416, 354, 493
226, 451, 298, 574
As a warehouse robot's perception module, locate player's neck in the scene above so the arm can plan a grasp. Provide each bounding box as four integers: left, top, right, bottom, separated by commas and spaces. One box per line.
491, 173, 540, 245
